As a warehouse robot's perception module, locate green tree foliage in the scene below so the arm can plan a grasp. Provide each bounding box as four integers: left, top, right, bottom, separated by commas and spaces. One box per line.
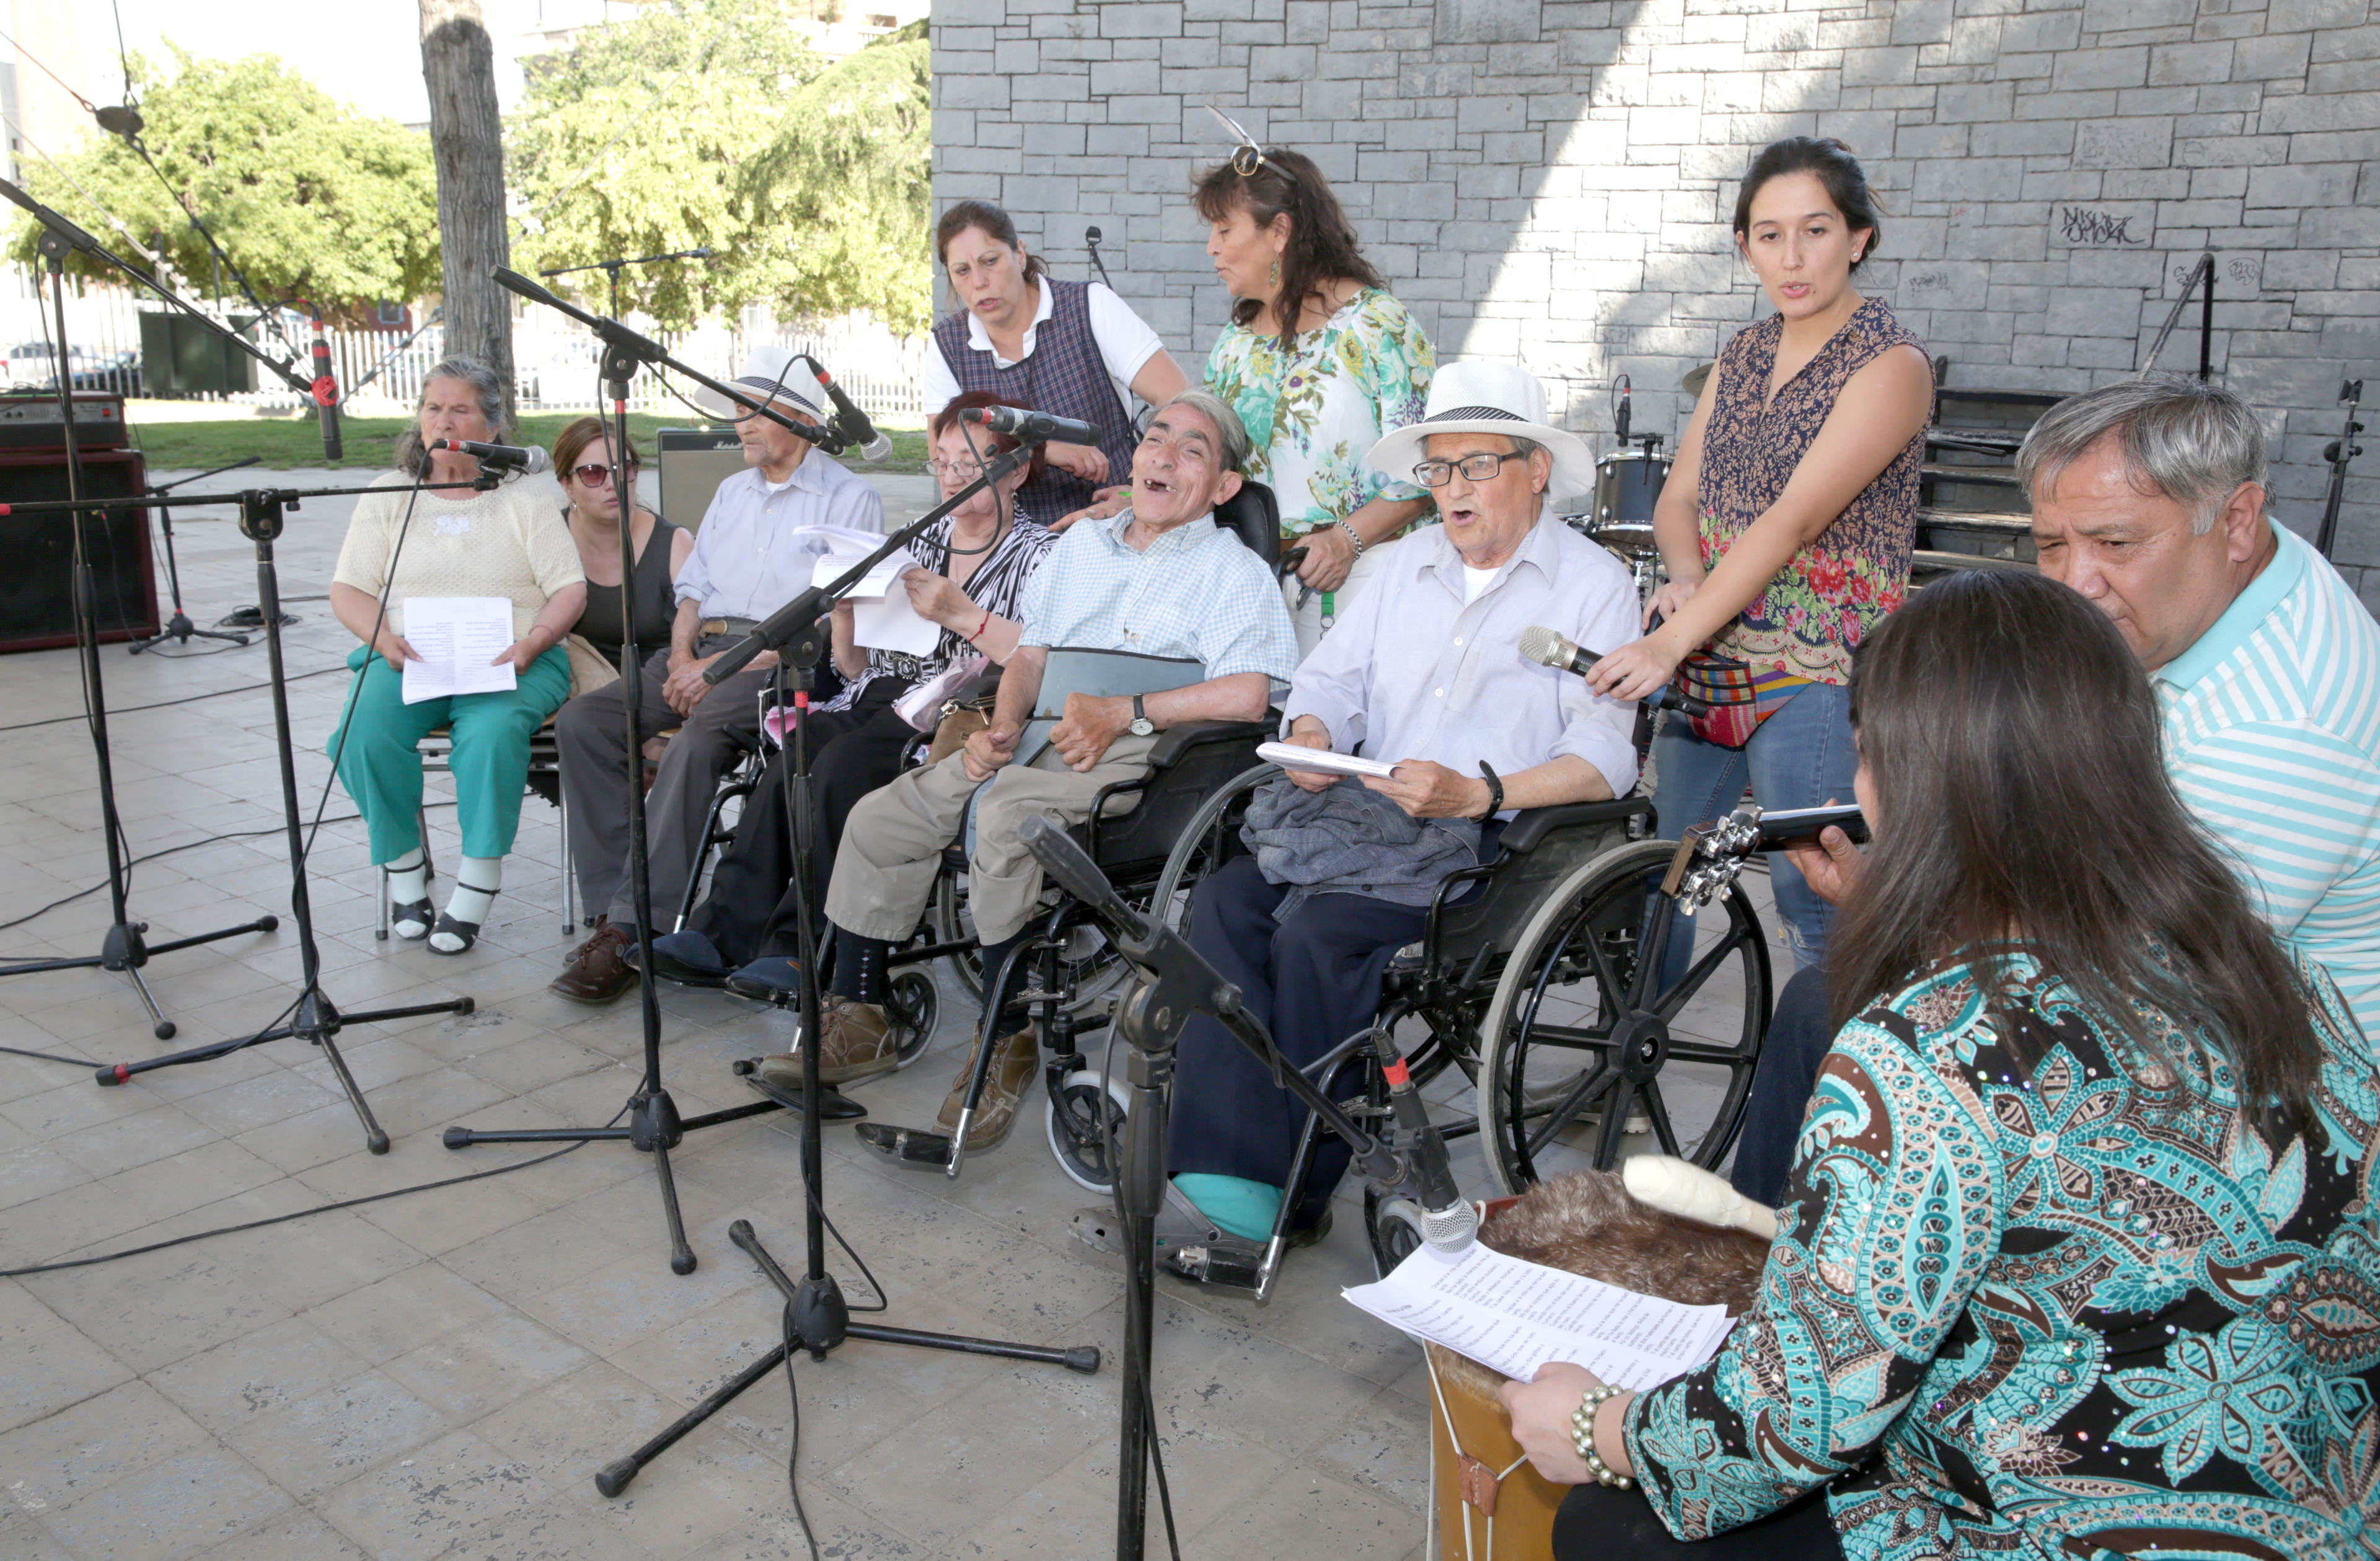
8, 49, 440, 322
511, 4, 930, 334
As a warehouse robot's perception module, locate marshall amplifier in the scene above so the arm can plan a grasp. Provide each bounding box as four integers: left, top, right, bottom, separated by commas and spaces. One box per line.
0, 448, 159, 652
0, 392, 131, 451
656, 425, 745, 536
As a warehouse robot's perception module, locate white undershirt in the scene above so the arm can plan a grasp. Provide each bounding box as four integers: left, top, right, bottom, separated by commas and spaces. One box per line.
922, 280, 1166, 413
1463, 565, 1498, 604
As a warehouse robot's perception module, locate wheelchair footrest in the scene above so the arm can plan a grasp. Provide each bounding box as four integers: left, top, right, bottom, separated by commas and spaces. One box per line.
854, 1121, 956, 1167
1164, 1240, 1267, 1293
729, 1060, 868, 1121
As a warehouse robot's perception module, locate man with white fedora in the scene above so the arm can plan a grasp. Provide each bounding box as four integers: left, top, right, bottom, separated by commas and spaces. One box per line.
552, 345, 884, 1002
1077, 360, 1642, 1265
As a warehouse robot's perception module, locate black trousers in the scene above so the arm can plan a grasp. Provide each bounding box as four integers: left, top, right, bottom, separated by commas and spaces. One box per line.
687, 683, 912, 967
1165, 855, 1432, 1227
1552, 1484, 1841, 1560
1727, 965, 1832, 1207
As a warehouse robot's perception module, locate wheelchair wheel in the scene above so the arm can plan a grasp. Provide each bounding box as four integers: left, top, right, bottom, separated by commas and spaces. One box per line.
1044, 1068, 1130, 1194
885, 966, 939, 1069
1476, 838, 1772, 1194
1146, 762, 1277, 928
1364, 1188, 1428, 1280
928, 874, 1128, 1018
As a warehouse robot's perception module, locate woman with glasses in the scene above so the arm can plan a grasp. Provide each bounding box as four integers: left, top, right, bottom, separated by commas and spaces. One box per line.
642, 391, 1059, 1005
327, 358, 586, 953
928, 199, 1189, 525
1584, 136, 1932, 974
551, 417, 692, 678
1197, 117, 1436, 655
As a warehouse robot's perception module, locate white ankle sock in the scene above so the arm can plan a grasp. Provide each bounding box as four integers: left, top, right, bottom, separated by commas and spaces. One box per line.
386, 848, 428, 907
430, 857, 501, 950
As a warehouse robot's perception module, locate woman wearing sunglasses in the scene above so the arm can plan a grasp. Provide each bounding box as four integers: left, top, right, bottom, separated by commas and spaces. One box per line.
550, 417, 693, 678
1197, 113, 1435, 656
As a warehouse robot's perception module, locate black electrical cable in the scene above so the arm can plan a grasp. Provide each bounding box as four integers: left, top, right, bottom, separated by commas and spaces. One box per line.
0, 664, 348, 732
778, 1311, 824, 1561
0, 1106, 625, 1280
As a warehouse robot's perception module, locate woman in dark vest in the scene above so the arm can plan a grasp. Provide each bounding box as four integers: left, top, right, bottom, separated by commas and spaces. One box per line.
925, 199, 1188, 523
552, 417, 690, 676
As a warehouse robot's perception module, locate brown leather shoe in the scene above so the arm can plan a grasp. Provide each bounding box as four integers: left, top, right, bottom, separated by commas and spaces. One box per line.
752, 998, 897, 1088
932, 1025, 1037, 1151
552, 921, 638, 1004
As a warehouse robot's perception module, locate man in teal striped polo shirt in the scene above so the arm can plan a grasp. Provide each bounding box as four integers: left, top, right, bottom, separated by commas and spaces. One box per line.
2024, 376, 2380, 1043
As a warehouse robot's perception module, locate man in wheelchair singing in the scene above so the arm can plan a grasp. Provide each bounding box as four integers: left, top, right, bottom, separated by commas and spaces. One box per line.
805, 389, 1301, 1149
1082, 360, 1644, 1262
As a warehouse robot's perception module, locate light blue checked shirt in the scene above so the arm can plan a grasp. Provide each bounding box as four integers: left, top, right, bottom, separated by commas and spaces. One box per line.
672, 452, 884, 623
2156, 520, 2380, 1045
1017, 507, 1299, 683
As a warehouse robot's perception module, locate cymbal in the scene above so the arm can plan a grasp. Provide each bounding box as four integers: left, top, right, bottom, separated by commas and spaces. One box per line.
1682, 361, 1716, 397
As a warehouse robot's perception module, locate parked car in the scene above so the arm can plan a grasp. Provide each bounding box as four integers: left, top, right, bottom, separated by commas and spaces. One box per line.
69, 350, 143, 396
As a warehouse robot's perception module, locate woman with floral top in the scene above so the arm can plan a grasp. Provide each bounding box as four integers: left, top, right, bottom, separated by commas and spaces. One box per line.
1588, 137, 1932, 970
1194, 130, 1435, 655
1507, 568, 2378, 1561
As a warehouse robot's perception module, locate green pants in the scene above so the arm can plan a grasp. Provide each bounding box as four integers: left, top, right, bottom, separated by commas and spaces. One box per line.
328, 643, 573, 864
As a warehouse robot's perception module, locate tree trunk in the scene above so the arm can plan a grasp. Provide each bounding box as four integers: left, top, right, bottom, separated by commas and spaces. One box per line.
420, 0, 516, 422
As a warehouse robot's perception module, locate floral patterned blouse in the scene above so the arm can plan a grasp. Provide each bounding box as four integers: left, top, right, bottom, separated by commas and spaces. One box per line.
1698, 298, 1926, 684
1626, 950, 2380, 1561
1203, 286, 1435, 538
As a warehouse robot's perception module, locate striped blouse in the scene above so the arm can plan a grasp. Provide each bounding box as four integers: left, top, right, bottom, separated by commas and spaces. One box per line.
818, 506, 1057, 712
2156, 520, 2380, 1043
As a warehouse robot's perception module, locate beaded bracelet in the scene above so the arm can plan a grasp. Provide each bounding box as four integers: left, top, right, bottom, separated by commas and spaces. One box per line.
1333, 516, 1366, 557
1571, 1386, 1632, 1488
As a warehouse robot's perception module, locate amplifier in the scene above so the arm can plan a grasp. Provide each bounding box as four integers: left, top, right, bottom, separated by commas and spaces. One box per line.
656, 426, 746, 536
0, 392, 131, 451
0, 448, 160, 653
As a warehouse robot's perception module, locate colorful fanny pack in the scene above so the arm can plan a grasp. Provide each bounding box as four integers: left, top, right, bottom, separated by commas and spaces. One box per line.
1672, 655, 1812, 750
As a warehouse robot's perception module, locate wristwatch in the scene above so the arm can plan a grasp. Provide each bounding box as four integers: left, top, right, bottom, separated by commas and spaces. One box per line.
1128, 694, 1155, 737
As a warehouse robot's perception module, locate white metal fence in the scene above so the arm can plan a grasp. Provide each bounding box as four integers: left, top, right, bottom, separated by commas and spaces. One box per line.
0, 271, 929, 422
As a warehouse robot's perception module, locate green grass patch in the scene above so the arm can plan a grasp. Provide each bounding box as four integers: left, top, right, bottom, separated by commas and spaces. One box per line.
126, 410, 933, 475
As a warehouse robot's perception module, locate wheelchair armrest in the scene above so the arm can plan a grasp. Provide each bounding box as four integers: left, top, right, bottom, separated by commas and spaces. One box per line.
1148, 719, 1272, 769
1498, 796, 1655, 854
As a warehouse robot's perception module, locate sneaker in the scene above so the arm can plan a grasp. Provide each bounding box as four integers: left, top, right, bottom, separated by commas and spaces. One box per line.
930, 1023, 1037, 1152
752, 997, 897, 1087
551, 920, 637, 1004
641, 929, 732, 988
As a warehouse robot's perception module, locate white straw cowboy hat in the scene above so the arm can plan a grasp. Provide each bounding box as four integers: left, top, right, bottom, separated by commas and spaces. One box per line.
695, 343, 829, 421
1366, 360, 1598, 501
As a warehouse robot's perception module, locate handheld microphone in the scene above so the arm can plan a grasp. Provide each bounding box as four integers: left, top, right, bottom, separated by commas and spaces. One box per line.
1614, 372, 1632, 443
1369, 1032, 1478, 1258
431, 438, 552, 475
961, 404, 1099, 446
1519, 624, 1711, 717
805, 358, 892, 462
308, 316, 342, 462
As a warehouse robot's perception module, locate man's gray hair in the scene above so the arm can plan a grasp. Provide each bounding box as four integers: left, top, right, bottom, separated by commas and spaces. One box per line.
1158, 388, 1252, 473
397, 357, 512, 476
2016, 375, 2267, 534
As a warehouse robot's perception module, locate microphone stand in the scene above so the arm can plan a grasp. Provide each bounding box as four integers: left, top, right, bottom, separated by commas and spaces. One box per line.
539, 246, 712, 324
128, 456, 262, 653
0, 477, 490, 1151
1015, 817, 1448, 1561
0, 196, 280, 1040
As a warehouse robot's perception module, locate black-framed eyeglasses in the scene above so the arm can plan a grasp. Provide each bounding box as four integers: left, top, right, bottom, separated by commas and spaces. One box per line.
1205, 104, 1268, 177
1413, 450, 1527, 487
927, 458, 989, 480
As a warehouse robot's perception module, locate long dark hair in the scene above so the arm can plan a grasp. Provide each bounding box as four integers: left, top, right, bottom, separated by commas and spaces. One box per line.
1732, 136, 1883, 272
1192, 147, 1383, 351
1828, 569, 2322, 1140
933, 199, 1050, 283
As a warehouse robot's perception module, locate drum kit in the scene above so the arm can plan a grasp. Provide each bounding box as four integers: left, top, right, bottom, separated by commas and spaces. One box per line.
1563, 373, 1679, 598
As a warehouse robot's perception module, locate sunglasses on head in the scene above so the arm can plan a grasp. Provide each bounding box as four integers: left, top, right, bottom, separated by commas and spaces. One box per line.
1205, 104, 1270, 177
572, 460, 638, 487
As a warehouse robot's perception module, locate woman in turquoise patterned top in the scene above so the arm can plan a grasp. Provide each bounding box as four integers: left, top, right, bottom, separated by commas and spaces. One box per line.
1589, 138, 1933, 972
1505, 569, 2376, 1561
1193, 128, 1435, 654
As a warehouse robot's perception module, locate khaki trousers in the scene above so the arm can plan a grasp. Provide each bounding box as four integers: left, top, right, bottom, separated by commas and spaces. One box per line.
825, 733, 1158, 947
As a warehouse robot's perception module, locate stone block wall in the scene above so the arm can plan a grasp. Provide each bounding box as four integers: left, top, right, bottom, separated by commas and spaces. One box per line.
930, 0, 2380, 599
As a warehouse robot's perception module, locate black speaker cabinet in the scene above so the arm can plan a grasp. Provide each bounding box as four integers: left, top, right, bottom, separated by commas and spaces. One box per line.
0, 449, 159, 653
656, 426, 747, 536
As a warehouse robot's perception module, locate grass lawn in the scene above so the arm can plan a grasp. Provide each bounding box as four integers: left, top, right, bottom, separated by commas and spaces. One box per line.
127, 410, 933, 475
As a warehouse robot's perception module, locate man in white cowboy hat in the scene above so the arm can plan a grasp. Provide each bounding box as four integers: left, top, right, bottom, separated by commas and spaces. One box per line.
552, 345, 884, 1002
1075, 360, 1642, 1265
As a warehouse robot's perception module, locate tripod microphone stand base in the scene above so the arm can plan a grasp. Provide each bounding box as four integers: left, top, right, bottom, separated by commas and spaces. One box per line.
1, 916, 281, 1040
129, 611, 250, 653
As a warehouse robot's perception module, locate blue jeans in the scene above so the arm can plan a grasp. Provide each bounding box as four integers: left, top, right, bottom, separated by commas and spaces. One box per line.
1651, 682, 1857, 971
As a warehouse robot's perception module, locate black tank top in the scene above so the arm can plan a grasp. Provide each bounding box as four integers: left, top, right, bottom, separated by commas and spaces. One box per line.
575, 513, 681, 673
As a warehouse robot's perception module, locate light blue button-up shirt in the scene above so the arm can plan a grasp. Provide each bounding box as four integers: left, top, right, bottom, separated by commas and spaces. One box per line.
1282, 513, 1642, 802
672, 453, 884, 622
1017, 507, 1299, 683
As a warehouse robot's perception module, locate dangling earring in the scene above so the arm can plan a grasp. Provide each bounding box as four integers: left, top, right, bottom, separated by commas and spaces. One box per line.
1268, 257, 1280, 289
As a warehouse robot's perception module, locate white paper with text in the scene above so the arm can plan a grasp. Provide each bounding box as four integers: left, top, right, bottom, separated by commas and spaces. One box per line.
400, 596, 518, 705
1342, 1241, 1735, 1392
